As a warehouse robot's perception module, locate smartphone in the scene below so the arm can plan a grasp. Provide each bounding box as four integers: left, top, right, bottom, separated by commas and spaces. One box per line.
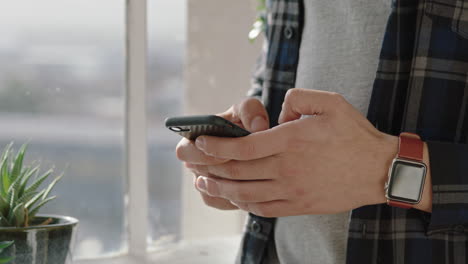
165, 115, 251, 140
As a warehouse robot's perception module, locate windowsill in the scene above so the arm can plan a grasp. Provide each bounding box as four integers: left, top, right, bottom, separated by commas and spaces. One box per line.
76, 235, 242, 264
150, 235, 241, 263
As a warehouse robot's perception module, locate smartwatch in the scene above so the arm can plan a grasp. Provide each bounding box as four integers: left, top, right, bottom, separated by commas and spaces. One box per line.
385, 132, 427, 209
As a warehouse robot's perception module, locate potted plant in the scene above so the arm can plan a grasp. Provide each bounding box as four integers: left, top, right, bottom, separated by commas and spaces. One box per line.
0, 241, 13, 263
0, 143, 78, 264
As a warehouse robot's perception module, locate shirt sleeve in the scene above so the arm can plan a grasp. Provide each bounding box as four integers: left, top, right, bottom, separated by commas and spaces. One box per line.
247, 40, 267, 100
426, 140, 468, 234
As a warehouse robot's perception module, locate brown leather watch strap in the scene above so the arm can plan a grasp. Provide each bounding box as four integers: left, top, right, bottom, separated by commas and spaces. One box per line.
388, 200, 413, 209
398, 132, 423, 161
387, 132, 425, 209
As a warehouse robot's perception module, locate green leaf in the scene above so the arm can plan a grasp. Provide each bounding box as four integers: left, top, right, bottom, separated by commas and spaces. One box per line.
0, 143, 13, 161
24, 190, 45, 210
42, 174, 62, 200
0, 256, 14, 264
28, 196, 56, 219
5, 189, 14, 225
1, 159, 10, 196
0, 210, 11, 226
18, 165, 39, 198
0, 241, 13, 251
7, 172, 24, 202
256, 4, 266, 11
24, 169, 53, 195
9, 203, 24, 227
0, 163, 4, 197
0, 241, 13, 263
10, 144, 27, 182
16, 191, 38, 206
0, 217, 10, 227
0, 195, 8, 216
6, 189, 14, 214
13, 203, 25, 227
256, 0, 266, 10
0, 143, 63, 227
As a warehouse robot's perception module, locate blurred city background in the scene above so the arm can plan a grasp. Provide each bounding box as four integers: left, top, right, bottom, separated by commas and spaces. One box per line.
0, 0, 185, 259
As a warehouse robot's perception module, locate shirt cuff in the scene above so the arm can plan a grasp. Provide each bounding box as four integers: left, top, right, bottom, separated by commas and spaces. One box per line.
425, 140, 468, 234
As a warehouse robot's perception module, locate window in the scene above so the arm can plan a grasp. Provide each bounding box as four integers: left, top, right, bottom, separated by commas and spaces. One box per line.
0, 0, 126, 259
0, 0, 258, 262
147, 0, 186, 250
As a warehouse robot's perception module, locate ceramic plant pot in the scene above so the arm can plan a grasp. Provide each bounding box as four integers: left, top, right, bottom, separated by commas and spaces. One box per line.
0, 215, 78, 264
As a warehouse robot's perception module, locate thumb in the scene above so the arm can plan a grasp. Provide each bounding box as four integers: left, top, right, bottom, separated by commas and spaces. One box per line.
237, 98, 269, 132
278, 88, 338, 124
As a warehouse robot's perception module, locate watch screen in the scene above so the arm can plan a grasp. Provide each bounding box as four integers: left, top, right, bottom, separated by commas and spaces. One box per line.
388, 160, 426, 203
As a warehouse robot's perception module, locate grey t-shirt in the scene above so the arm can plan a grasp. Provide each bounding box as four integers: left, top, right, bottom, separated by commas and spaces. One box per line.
269, 0, 391, 263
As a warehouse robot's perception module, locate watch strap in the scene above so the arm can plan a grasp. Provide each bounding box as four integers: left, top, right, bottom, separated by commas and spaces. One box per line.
398, 132, 423, 161
388, 200, 413, 209
387, 132, 425, 209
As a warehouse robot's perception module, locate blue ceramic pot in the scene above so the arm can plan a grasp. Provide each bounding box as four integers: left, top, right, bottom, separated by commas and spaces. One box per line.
0, 215, 78, 264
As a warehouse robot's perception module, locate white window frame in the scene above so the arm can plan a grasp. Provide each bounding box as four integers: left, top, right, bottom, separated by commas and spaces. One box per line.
76, 1, 245, 262
77, 0, 148, 262
124, 0, 149, 259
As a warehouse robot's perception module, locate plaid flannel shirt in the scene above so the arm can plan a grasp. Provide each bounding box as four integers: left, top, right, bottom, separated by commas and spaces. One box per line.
238, 0, 468, 263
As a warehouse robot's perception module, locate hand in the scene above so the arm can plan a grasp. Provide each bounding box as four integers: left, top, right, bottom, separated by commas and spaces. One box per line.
189, 88, 403, 217
175, 98, 270, 210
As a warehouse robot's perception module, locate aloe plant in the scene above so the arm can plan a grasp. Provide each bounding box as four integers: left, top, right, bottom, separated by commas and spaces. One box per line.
0, 143, 62, 228
0, 241, 13, 263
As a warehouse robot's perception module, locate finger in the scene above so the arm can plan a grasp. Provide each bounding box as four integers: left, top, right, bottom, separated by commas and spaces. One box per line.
199, 193, 239, 210
194, 124, 291, 160
191, 157, 279, 180
176, 138, 229, 165
193, 174, 238, 210
217, 98, 269, 133
232, 200, 292, 218
217, 105, 240, 125
196, 176, 284, 202
278, 88, 344, 124
236, 98, 269, 132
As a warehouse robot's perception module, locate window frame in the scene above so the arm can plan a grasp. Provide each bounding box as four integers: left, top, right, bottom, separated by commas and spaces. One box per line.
125, 0, 149, 259
77, 0, 148, 262
76, 0, 246, 262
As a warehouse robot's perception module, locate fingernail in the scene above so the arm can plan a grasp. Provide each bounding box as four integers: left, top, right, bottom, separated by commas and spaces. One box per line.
196, 176, 207, 192
278, 112, 285, 124
196, 176, 219, 196
250, 116, 267, 132
195, 137, 206, 151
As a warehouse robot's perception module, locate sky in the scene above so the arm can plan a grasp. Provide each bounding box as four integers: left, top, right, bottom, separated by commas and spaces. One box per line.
0, 0, 186, 42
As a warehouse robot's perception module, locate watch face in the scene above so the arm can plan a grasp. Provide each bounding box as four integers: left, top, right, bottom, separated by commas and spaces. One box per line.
387, 159, 427, 203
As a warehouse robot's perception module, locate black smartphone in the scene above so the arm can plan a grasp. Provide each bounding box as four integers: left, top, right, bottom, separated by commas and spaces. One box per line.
165, 115, 251, 140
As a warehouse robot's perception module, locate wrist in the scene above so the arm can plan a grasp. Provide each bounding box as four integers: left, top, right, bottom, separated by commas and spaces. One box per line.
376, 134, 433, 212
364, 133, 433, 211
368, 133, 399, 206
